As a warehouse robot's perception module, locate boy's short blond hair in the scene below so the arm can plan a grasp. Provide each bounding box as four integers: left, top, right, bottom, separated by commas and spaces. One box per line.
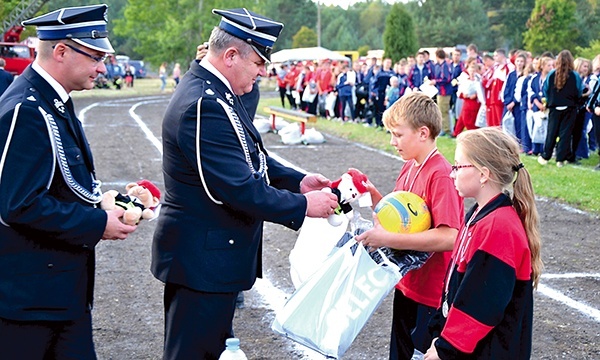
383, 92, 442, 139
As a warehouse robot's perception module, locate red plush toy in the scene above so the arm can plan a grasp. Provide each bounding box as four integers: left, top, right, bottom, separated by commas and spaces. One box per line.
324, 169, 372, 226
101, 179, 161, 225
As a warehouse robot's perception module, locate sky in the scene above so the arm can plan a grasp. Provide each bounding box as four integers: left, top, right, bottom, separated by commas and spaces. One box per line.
316, 0, 363, 8
315, 0, 401, 9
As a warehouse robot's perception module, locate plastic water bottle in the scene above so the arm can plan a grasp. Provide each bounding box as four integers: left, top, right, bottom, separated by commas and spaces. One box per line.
218, 338, 247, 360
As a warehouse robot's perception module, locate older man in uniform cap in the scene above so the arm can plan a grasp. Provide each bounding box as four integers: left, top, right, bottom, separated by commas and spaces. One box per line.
152, 8, 339, 359
0, 4, 136, 359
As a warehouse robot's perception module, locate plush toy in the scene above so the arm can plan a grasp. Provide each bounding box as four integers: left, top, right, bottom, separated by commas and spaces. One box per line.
324, 169, 372, 226
101, 179, 161, 225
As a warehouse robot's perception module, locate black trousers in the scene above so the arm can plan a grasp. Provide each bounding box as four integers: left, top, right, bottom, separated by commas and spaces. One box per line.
278, 86, 286, 107
162, 282, 237, 360
570, 107, 587, 162
593, 113, 600, 156
389, 289, 436, 360
542, 107, 577, 162
0, 312, 96, 360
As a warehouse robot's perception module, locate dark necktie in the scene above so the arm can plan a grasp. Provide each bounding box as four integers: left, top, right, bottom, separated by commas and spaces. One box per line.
65, 98, 94, 171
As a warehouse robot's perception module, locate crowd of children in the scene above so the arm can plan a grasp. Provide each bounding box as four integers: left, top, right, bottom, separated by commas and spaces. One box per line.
271, 44, 600, 170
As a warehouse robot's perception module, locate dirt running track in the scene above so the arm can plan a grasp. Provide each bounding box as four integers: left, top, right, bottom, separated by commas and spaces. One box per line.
72, 93, 600, 359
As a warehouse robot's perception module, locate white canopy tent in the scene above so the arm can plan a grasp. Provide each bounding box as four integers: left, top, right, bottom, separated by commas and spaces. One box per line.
270, 46, 350, 64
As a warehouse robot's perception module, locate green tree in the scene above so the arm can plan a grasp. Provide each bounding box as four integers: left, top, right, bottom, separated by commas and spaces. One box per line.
292, 26, 317, 48
260, 0, 317, 50
383, 3, 417, 62
575, 39, 600, 60
523, 0, 578, 55
573, 0, 600, 50
113, 0, 255, 69
358, 1, 388, 39
406, 0, 494, 51
357, 45, 370, 56
494, 0, 535, 50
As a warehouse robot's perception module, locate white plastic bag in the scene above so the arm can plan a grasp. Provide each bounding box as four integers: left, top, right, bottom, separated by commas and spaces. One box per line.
475, 105, 487, 128
502, 110, 516, 138
273, 239, 401, 358
253, 117, 272, 134
531, 111, 548, 144
279, 123, 302, 145
419, 82, 438, 98
289, 217, 348, 289
300, 128, 325, 145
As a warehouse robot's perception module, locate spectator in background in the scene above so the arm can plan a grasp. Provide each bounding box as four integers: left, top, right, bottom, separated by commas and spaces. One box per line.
284, 62, 301, 109
385, 75, 401, 109
406, 55, 416, 69
517, 60, 536, 154
374, 58, 395, 128
0, 58, 13, 96
503, 52, 527, 143
124, 63, 134, 87
450, 48, 465, 131
363, 56, 378, 85
352, 60, 366, 119
573, 57, 595, 161
538, 50, 582, 167
316, 59, 335, 118
588, 55, 600, 153
159, 61, 167, 92
276, 63, 288, 107
586, 66, 600, 170
453, 58, 484, 136
299, 63, 315, 113
466, 43, 484, 64
172, 63, 181, 89
432, 48, 454, 135
529, 55, 554, 156
484, 49, 514, 127
422, 49, 435, 73
394, 58, 409, 99
408, 51, 432, 91
336, 62, 356, 122
364, 63, 380, 127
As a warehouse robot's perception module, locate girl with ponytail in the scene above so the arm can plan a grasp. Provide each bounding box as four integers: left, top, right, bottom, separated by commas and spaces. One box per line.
425, 127, 541, 360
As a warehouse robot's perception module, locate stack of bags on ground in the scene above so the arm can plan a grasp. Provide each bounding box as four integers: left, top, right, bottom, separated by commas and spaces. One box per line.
253, 116, 325, 145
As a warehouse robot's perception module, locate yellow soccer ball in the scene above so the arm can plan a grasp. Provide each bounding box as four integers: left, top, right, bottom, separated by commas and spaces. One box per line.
374, 191, 431, 233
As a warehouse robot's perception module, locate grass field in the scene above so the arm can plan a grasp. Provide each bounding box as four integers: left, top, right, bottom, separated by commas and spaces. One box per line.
73, 78, 600, 215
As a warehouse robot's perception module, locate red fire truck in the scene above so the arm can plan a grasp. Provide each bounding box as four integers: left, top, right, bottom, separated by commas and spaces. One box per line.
2, 0, 47, 76
1, 31, 36, 75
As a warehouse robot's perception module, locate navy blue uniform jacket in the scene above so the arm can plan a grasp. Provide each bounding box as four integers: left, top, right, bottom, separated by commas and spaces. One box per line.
152, 60, 307, 293
0, 66, 107, 321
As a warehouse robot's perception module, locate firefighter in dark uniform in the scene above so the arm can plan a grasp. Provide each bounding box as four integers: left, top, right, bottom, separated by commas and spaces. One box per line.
151, 8, 339, 359
0, 5, 136, 359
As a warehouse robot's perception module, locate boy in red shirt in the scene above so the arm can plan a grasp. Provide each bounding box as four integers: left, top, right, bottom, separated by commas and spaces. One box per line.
356, 92, 464, 359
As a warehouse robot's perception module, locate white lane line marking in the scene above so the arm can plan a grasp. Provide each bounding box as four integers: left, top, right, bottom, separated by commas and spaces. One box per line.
129, 100, 164, 154
537, 283, 600, 322
542, 273, 600, 279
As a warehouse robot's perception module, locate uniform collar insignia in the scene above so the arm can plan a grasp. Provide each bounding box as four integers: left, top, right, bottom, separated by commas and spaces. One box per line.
225, 92, 234, 106
205, 89, 214, 95
54, 98, 66, 113
27, 95, 36, 101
